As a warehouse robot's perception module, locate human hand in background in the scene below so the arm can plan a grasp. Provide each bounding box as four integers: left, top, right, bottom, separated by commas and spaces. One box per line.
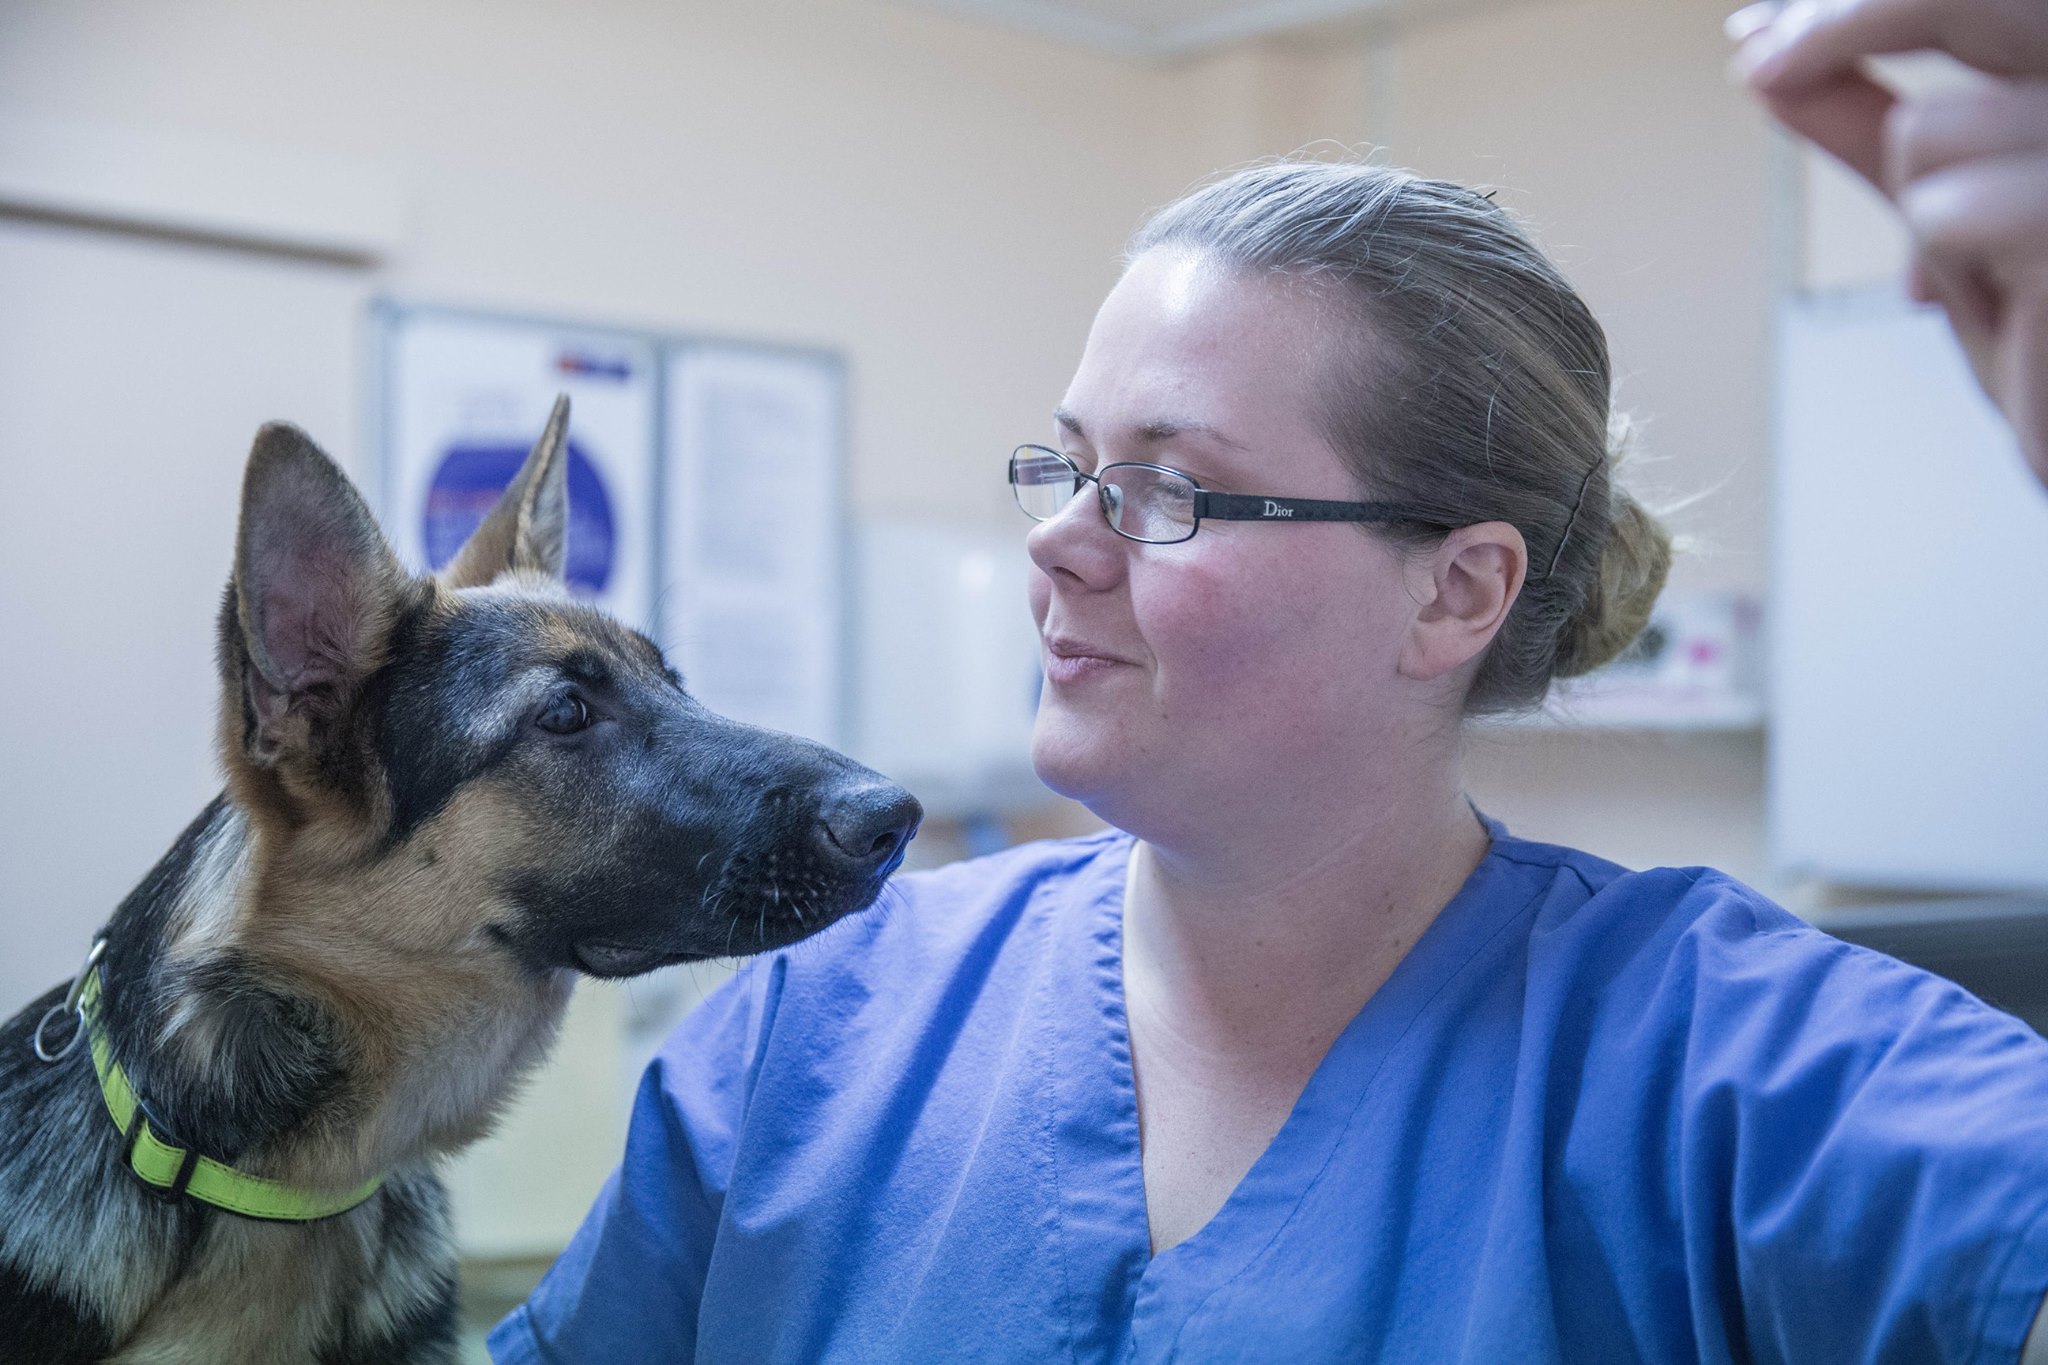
1730, 0, 2048, 488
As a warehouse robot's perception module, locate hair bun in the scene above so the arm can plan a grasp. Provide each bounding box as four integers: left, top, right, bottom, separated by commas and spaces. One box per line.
1551, 415, 1673, 679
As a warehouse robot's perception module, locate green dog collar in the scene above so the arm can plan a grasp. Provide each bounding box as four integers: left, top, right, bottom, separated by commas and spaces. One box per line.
80, 967, 383, 1222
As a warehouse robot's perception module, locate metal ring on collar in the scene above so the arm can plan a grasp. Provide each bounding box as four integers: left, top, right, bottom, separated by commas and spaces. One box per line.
31, 936, 107, 1064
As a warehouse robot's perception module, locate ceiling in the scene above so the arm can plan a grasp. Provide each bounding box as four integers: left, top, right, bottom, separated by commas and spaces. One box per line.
890, 0, 1532, 60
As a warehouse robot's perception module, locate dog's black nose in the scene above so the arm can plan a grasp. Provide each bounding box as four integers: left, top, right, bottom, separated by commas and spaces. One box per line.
817, 783, 923, 873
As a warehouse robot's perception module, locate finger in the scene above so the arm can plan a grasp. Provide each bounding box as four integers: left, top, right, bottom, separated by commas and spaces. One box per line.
1885, 79, 2048, 196
1913, 248, 2002, 392
1757, 69, 1900, 192
1742, 0, 2048, 94
1907, 255, 1938, 303
2006, 295, 2048, 488
1724, 2, 1785, 45
1900, 150, 2048, 264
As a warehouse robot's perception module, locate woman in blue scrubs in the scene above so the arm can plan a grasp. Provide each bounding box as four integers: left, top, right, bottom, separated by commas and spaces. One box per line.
493, 160, 2048, 1364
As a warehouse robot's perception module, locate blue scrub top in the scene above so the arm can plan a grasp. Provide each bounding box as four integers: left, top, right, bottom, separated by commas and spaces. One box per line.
491, 819, 2048, 1363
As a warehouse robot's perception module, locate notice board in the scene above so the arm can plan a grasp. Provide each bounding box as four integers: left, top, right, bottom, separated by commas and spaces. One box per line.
1772, 288, 2048, 892
375, 303, 845, 746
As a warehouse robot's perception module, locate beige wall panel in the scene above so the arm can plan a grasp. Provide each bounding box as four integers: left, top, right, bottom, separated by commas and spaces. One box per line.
1375, 0, 1776, 595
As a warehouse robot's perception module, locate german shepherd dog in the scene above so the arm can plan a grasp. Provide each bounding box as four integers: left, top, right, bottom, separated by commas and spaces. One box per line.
0, 401, 920, 1363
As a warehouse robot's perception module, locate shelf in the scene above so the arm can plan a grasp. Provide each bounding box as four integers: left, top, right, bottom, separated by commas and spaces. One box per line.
1478, 687, 1767, 734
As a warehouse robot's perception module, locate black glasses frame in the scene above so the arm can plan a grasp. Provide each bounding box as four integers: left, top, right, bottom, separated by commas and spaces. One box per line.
1008, 444, 1451, 546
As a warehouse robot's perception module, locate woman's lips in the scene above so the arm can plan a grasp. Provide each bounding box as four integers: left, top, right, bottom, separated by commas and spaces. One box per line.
1043, 637, 1130, 685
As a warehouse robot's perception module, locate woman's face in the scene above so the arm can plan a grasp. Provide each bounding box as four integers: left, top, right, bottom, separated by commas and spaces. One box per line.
1027, 249, 1429, 842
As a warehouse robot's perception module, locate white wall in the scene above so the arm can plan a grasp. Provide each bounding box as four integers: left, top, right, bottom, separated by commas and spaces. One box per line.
0, 0, 1235, 529
1376, 0, 1777, 594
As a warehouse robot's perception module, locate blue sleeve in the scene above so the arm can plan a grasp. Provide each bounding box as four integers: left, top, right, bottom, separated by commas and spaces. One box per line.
1669, 887, 2048, 1364
488, 964, 770, 1365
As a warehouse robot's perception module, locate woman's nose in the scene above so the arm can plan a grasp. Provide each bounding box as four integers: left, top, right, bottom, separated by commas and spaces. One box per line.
1025, 482, 1124, 586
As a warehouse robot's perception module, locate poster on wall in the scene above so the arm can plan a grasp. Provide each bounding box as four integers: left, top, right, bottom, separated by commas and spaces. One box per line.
662, 345, 844, 747
377, 306, 659, 633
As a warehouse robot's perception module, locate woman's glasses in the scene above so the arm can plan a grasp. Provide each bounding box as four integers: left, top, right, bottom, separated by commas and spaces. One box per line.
1008, 444, 1449, 546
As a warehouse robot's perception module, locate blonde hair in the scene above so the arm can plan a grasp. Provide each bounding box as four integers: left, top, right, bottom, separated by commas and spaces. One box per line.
1128, 160, 1672, 714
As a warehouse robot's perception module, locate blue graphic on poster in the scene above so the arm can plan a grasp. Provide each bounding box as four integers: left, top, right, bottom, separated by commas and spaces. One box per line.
421, 440, 615, 594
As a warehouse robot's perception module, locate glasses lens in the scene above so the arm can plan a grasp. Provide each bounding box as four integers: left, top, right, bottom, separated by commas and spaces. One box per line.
1100, 480, 1125, 530
1100, 465, 1196, 543
1010, 448, 1080, 521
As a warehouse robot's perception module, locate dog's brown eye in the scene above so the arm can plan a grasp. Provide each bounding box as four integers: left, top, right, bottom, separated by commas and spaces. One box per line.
535, 691, 592, 735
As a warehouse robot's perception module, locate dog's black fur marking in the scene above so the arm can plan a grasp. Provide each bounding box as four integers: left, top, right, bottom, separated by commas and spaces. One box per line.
0, 980, 207, 1358
171, 952, 352, 1159
0, 1259, 113, 1365
372, 595, 529, 850
314, 1176, 459, 1365
315, 1285, 458, 1365
97, 796, 227, 1042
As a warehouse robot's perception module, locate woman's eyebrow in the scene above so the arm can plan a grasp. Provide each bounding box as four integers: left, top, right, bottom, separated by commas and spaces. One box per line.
1052, 406, 1249, 452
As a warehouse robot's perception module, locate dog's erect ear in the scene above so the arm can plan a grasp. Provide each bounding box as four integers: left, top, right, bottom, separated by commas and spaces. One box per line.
441, 394, 570, 589
232, 423, 407, 764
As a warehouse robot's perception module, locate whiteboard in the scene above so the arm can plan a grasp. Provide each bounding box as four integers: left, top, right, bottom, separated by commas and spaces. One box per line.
1772, 288, 2048, 891
375, 306, 847, 747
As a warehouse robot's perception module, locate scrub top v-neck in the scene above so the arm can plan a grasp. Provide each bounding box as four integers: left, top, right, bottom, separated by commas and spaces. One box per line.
1053, 829, 1559, 1359
493, 821, 2048, 1365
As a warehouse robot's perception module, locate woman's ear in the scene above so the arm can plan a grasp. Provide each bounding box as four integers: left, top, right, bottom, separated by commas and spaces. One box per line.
1398, 521, 1528, 682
